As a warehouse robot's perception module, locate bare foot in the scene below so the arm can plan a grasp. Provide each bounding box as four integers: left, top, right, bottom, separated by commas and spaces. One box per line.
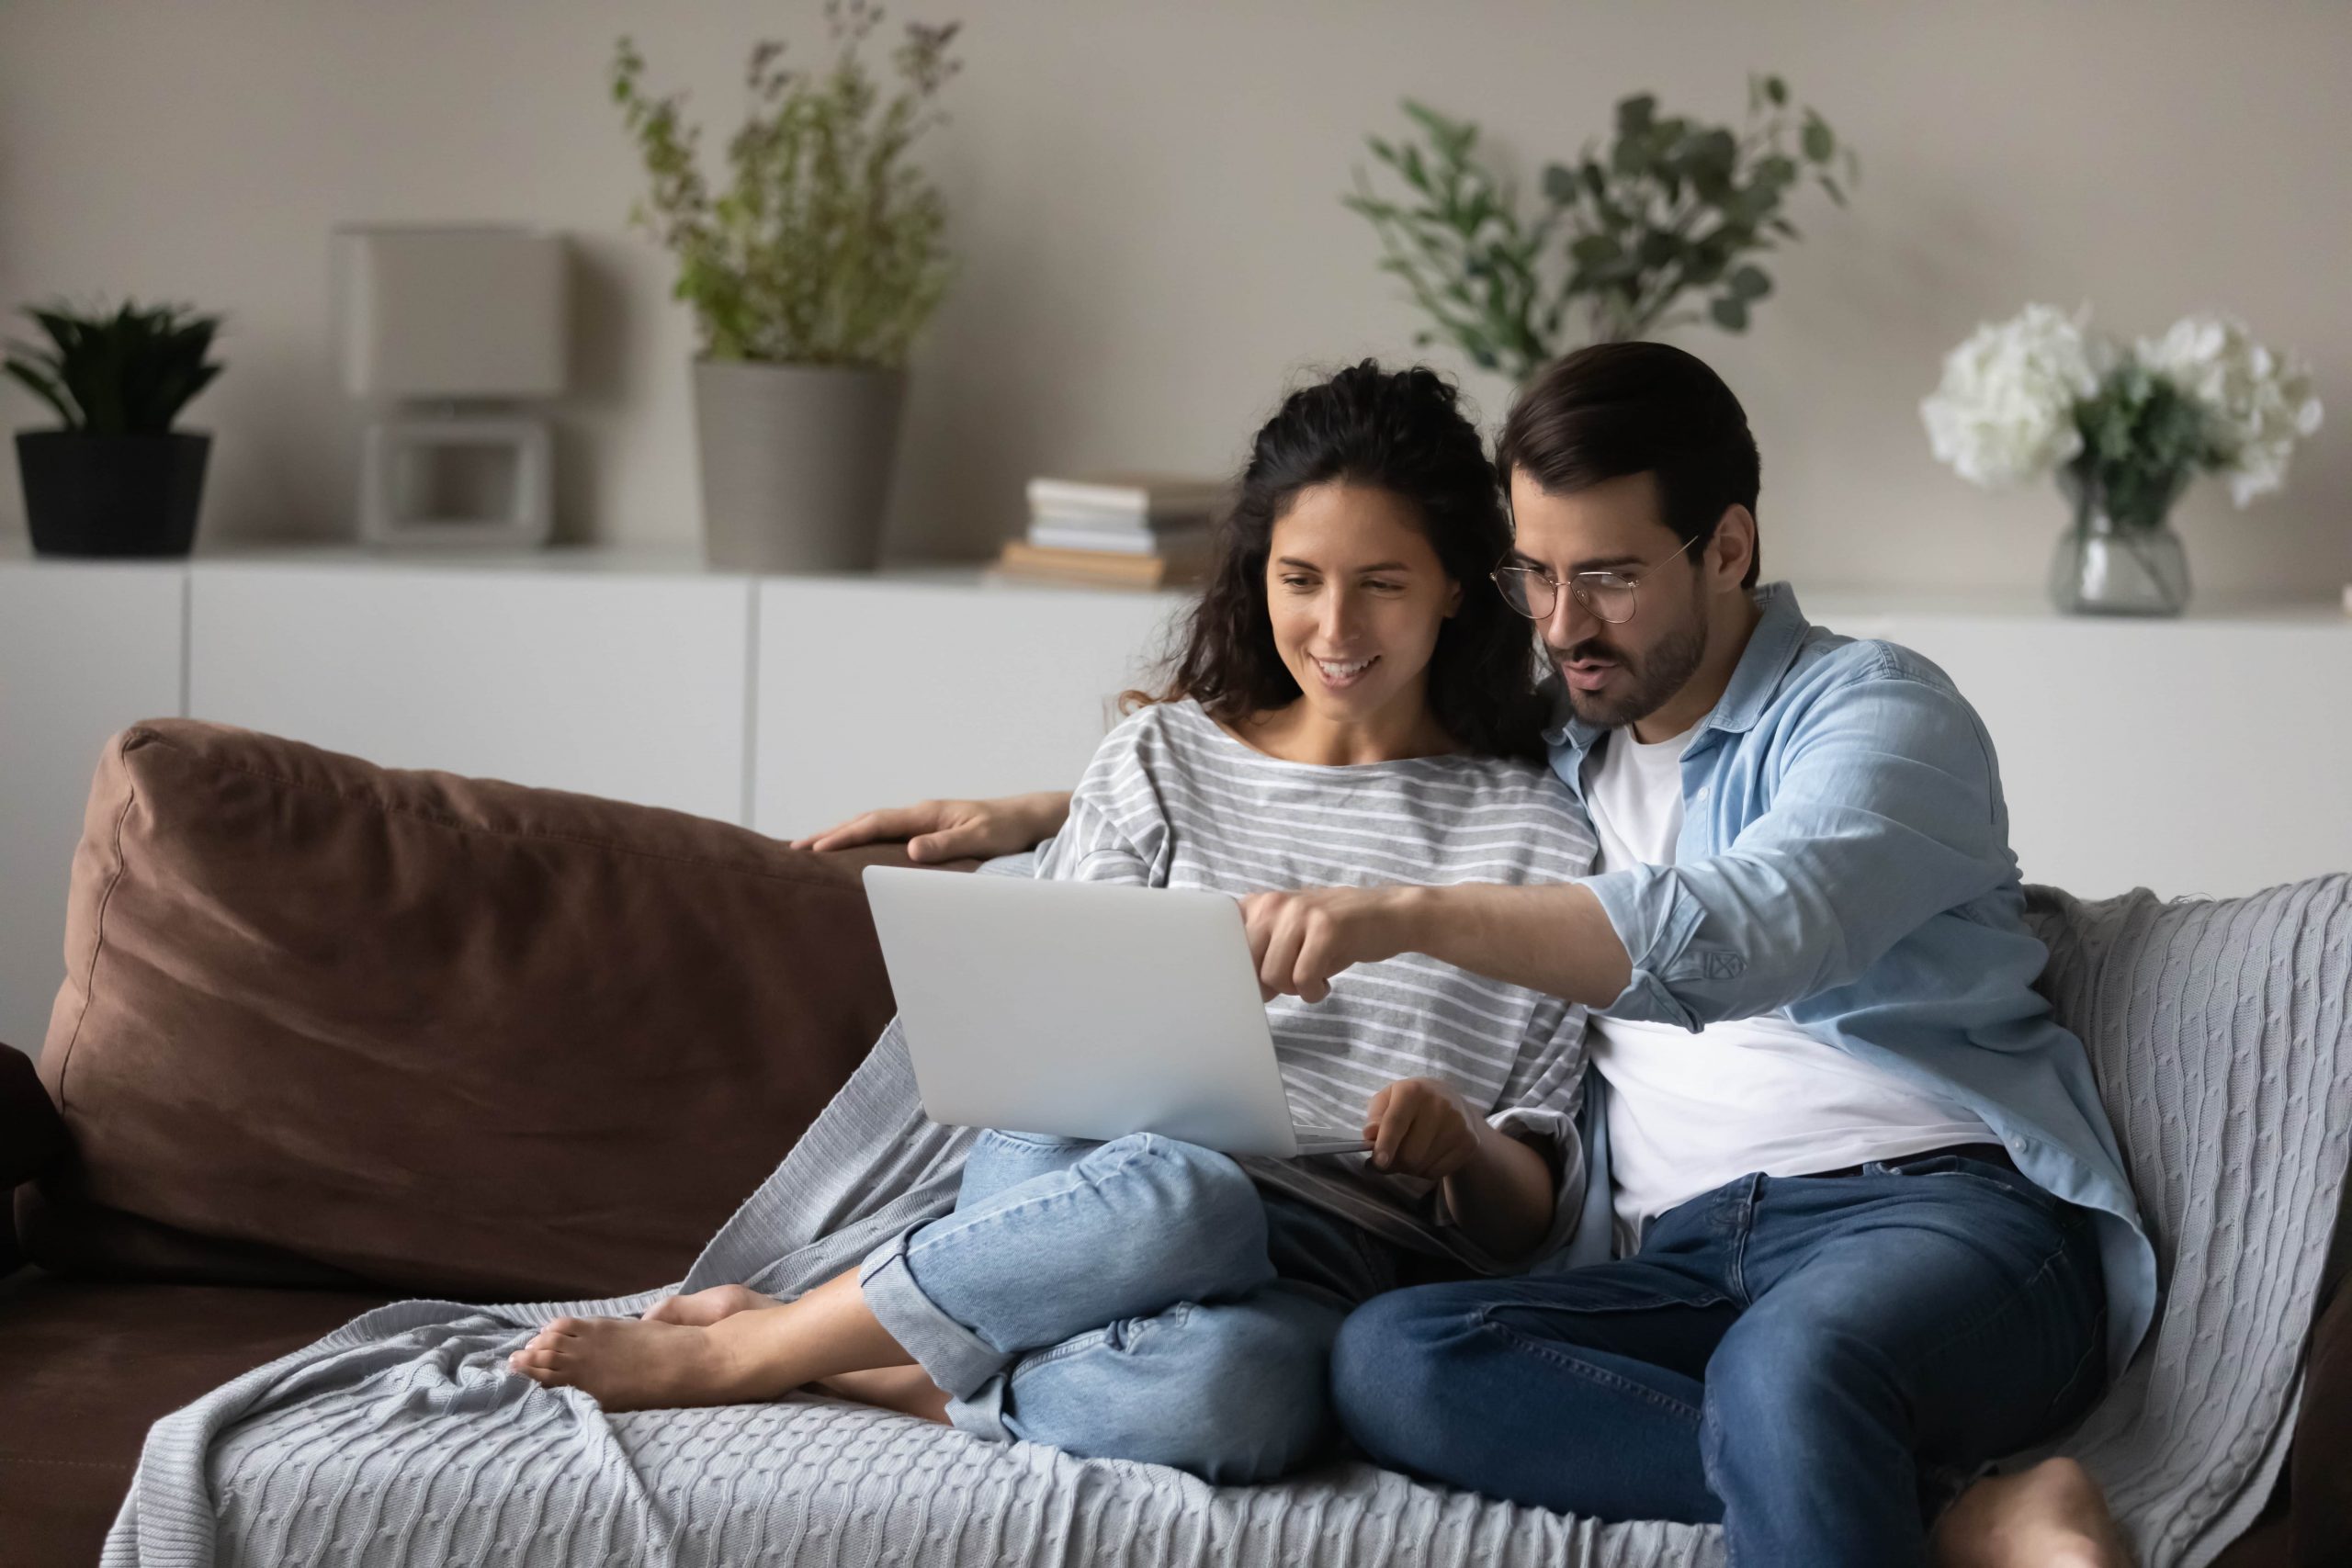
820, 1365, 953, 1424
508, 1314, 759, 1412
1935, 1457, 2133, 1568
642, 1283, 780, 1326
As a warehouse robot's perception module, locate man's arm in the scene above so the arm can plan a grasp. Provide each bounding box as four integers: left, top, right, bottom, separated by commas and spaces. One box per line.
1248, 881, 1633, 1009
792, 791, 1073, 863
1250, 659, 2016, 1026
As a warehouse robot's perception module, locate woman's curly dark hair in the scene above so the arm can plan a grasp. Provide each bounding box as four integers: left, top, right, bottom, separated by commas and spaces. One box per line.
1137, 360, 1549, 762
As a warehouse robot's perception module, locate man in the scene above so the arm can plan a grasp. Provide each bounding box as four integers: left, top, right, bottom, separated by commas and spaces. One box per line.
801, 344, 2152, 1567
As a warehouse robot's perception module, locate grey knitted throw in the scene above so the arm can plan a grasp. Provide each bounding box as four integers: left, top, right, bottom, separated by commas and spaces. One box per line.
102, 874, 2351, 1568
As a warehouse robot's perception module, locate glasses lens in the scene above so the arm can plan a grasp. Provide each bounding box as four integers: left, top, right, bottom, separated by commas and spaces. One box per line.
1494, 570, 1552, 618
1574, 577, 1638, 624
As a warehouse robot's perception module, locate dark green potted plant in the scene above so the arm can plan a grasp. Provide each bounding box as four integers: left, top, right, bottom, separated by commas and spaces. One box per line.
6, 299, 224, 557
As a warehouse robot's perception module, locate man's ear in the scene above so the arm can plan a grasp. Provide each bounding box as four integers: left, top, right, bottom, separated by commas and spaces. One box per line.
1711, 506, 1758, 588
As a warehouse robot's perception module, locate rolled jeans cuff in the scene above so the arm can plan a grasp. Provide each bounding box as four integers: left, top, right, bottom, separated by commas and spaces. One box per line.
942, 1375, 1015, 1444
858, 1225, 1010, 1402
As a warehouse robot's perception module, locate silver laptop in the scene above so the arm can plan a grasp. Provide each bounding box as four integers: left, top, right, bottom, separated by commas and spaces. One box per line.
862, 866, 1372, 1159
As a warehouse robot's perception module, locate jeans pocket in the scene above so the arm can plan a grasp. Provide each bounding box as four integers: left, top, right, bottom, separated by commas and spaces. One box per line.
2042, 1301, 2109, 1427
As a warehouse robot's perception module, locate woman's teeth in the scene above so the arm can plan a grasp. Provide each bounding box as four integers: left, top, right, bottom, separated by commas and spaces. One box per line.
1313, 655, 1377, 687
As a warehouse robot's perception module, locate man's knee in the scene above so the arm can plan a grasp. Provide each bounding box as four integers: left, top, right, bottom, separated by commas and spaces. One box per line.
1330, 1286, 1477, 1473
1702, 1311, 1904, 1471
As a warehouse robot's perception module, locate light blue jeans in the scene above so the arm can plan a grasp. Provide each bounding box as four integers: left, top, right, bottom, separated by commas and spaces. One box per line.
858, 1129, 1411, 1483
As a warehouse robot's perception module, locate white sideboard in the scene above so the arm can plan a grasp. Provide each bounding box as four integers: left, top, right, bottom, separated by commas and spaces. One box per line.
188, 556, 755, 824
3, 543, 2346, 1063
752, 575, 1185, 839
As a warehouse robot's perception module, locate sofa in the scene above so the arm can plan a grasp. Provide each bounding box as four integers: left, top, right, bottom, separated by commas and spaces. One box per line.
1, 718, 2345, 1567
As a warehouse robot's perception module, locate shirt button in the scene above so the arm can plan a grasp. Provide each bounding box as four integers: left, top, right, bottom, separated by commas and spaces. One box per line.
1694, 785, 1712, 803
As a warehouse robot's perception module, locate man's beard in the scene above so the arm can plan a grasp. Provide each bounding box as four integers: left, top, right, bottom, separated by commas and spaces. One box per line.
1548, 608, 1710, 730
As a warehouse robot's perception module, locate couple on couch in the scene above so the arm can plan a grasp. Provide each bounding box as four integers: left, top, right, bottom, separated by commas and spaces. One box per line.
511, 344, 2149, 1567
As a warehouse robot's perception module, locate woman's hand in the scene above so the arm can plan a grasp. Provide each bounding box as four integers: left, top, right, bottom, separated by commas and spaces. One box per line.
1363, 1077, 1482, 1180
1368, 1078, 1558, 1259
790, 791, 1072, 863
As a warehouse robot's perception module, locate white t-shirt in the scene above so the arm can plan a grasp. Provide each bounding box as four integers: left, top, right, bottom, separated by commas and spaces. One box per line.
1582, 719, 1992, 1253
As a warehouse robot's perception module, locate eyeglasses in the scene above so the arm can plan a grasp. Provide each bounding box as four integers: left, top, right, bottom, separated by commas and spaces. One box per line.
1489, 533, 1700, 624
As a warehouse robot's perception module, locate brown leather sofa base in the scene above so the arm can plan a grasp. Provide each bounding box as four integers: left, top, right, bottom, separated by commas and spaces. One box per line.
0, 1270, 391, 1567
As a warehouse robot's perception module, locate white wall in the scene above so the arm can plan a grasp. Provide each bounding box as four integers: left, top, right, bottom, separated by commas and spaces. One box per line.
0, 1, 2345, 601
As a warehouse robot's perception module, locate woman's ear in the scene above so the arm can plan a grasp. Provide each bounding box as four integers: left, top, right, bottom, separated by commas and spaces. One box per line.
1442, 578, 1464, 618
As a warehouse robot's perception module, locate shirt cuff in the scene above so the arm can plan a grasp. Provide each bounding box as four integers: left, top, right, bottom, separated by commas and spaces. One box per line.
1577, 866, 1710, 1031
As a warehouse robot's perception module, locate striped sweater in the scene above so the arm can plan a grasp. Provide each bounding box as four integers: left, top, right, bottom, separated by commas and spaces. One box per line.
1029, 697, 1599, 1269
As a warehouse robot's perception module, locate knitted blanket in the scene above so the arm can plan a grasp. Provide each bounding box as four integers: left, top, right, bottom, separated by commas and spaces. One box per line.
102, 873, 2351, 1568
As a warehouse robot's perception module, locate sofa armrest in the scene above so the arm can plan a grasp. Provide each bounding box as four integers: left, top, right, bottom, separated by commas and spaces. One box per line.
1, 1043, 73, 1279
0, 1044, 69, 1191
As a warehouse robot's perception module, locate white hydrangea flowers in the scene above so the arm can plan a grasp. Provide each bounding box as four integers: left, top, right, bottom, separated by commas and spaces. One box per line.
2135, 315, 2324, 505
1921, 304, 2107, 488
1921, 304, 2323, 506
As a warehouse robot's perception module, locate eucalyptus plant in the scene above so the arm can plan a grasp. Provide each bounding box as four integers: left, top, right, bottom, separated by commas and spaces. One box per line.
611, 1, 962, 369
1346, 76, 1858, 383
4, 300, 223, 434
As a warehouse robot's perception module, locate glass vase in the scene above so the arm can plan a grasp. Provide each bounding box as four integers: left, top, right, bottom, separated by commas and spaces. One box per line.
2047, 467, 2193, 616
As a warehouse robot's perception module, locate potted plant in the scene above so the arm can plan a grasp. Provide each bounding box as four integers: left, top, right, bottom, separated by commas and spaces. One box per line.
1920, 305, 2324, 615
1345, 76, 1858, 387
5, 299, 224, 558
611, 2, 962, 573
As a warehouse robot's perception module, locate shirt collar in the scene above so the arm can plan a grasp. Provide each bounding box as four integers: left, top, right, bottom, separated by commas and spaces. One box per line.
1543, 581, 1812, 761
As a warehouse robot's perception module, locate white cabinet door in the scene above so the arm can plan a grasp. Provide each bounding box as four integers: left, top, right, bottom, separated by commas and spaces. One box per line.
188, 560, 755, 825
753, 577, 1188, 839
0, 559, 186, 1061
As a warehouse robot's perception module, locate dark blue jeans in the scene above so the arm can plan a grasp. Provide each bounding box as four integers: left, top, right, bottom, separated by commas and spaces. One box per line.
1330, 1150, 2109, 1568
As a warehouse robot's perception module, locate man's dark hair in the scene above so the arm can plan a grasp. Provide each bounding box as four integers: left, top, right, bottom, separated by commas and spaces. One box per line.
1496, 342, 1763, 589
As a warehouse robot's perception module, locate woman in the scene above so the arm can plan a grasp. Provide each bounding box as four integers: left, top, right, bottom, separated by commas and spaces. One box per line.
508, 360, 1598, 1484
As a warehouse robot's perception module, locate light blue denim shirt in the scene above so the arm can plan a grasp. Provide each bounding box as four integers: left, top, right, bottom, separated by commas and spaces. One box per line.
1546, 582, 2154, 1382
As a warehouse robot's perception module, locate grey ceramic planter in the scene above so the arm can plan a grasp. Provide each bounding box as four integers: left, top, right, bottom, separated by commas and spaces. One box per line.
691, 357, 907, 573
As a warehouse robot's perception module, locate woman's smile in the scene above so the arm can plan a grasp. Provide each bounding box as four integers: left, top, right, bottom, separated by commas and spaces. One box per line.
1311, 653, 1381, 690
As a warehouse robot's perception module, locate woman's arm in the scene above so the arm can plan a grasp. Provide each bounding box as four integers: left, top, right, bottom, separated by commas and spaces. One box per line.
792, 791, 1074, 863
1368, 1078, 1557, 1261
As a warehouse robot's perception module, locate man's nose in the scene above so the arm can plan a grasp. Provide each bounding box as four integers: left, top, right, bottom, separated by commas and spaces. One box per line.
1543, 583, 1597, 648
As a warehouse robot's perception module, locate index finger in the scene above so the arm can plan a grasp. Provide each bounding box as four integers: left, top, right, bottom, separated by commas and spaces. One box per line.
1372, 1095, 1413, 1169
793, 807, 920, 852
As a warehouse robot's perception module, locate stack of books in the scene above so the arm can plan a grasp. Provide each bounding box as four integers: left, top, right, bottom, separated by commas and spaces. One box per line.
994, 473, 1226, 588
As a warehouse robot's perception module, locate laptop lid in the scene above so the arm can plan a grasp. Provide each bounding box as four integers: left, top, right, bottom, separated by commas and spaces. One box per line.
862, 866, 1308, 1158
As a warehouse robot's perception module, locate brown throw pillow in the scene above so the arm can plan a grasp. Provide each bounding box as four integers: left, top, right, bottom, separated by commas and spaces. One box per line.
32, 720, 915, 1302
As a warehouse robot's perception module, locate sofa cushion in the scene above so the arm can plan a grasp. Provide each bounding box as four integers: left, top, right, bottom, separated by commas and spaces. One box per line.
32, 720, 910, 1302
0, 1269, 391, 1568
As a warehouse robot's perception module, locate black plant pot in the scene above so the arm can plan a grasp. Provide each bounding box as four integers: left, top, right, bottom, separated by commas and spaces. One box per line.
15, 429, 210, 558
